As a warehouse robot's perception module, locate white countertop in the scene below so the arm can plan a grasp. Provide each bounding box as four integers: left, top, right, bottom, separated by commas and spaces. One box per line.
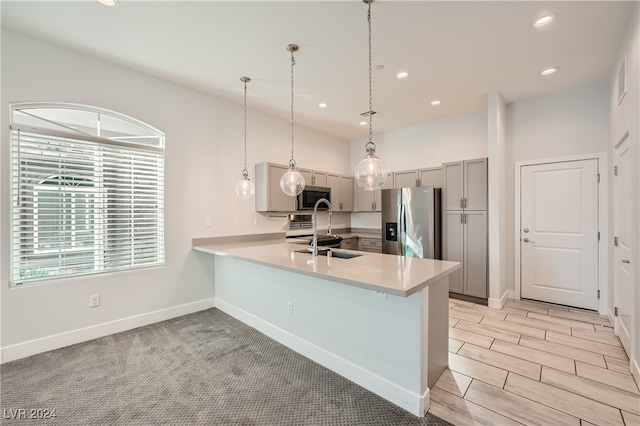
193, 241, 459, 297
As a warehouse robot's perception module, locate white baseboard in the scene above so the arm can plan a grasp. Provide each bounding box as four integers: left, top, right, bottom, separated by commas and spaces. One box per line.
215, 298, 427, 417
607, 307, 616, 329
488, 289, 513, 309
1, 298, 215, 364
632, 358, 640, 389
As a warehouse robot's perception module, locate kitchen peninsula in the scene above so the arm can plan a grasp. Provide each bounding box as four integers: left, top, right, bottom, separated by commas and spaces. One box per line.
193, 233, 459, 416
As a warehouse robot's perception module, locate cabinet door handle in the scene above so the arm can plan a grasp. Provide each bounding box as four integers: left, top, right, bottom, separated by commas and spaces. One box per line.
460, 198, 464, 209
463, 197, 467, 208
622, 259, 630, 264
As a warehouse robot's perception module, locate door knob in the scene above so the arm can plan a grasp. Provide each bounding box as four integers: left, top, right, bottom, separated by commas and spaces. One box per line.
523, 228, 529, 233
523, 238, 536, 243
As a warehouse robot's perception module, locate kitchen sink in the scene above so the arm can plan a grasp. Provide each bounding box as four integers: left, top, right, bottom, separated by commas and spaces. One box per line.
294, 249, 363, 259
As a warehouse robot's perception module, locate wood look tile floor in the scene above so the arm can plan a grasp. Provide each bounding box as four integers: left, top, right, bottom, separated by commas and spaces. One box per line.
428, 298, 640, 426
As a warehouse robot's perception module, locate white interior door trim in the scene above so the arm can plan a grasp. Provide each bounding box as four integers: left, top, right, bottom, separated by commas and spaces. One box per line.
514, 152, 608, 314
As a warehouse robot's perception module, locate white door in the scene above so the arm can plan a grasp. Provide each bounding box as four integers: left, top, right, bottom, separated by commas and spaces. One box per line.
520, 159, 599, 310
614, 133, 632, 355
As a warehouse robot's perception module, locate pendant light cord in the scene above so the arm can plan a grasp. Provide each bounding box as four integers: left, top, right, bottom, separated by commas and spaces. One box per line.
240, 76, 251, 177
368, 0, 373, 146
243, 78, 248, 174
290, 48, 296, 163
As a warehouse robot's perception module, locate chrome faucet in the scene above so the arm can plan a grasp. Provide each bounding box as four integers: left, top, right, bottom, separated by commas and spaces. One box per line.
310, 198, 332, 257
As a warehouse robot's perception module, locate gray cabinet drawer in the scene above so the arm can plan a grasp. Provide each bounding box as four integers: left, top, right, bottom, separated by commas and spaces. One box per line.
341, 238, 358, 250
359, 238, 382, 253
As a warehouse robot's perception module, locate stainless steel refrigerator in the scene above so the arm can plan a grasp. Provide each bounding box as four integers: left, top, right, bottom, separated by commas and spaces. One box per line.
381, 186, 441, 259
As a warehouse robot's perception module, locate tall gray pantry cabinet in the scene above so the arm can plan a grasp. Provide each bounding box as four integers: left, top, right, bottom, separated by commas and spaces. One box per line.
442, 158, 488, 300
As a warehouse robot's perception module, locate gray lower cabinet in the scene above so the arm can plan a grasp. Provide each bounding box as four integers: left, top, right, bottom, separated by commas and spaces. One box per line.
359, 237, 382, 253
442, 210, 487, 299
341, 237, 358, 250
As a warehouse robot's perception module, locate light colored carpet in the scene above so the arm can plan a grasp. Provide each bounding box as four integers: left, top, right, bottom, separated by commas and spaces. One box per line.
0, 308, 450, 425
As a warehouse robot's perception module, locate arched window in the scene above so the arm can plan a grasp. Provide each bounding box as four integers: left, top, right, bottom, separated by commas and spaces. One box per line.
10, 103, 165, 284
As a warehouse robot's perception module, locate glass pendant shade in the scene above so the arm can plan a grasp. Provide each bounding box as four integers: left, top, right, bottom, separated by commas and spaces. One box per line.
236, 170, 255, 200
355, 142, 388, 191
280, 160, 305, 196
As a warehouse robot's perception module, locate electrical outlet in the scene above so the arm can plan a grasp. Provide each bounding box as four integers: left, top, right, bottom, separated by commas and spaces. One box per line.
89, 294, 100, 308
287, 300, 293, 315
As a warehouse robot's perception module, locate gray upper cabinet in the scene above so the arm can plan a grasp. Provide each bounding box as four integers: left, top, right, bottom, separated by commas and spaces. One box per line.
255, 163, 296, 212
327, 173, 353, 211
464, 159, 488, 210
312, 171, 327, 187
354, 175, 392, 212
299, 168, 312, 187
419, 167, 443, 188
393, 170, 419, 188
443, 158, 487, 211
300, 169, 327, 187
255, 163, 339, 212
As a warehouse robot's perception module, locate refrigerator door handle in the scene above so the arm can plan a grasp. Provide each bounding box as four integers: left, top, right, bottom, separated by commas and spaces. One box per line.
400, 203, 406, 256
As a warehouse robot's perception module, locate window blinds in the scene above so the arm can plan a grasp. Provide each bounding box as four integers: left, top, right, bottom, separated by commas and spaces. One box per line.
10, 127, 165, 284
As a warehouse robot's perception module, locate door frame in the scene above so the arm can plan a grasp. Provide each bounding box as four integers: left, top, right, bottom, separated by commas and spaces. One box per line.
613, 129, 632, 355
514, 152, 608, 314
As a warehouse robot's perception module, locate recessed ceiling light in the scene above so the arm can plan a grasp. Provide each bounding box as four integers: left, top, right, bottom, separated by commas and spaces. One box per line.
359, 121, 368, 126
318, 102, 328, 108
541, 67, 559, 76
534, 13, 557, 28
97, 0, 118, 6
396, 71, 409, 79
430, 99, 442, 106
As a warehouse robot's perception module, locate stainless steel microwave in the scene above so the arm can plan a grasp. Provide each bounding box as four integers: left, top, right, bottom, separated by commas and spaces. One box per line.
297, 186, 331, 210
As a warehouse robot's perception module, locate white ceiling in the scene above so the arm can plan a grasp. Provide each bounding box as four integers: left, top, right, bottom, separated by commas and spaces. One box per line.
1, 1, 634, 140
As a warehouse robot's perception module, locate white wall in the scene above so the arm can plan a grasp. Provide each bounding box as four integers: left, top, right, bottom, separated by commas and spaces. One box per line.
350, 108, 488, 229
0, 30, 350, 361
487, 91, 510, 307
350, 108, 488, 172
509, 81, 610, 163
607, 3, 640, 382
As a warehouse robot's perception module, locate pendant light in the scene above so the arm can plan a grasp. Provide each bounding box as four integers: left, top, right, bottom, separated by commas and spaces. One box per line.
354, 0, 388, 191
280, 43, 306, 197
235, 76, 255, 200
